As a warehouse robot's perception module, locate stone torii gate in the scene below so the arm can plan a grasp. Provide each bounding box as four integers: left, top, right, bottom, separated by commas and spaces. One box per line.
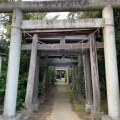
0, 1, 119, 120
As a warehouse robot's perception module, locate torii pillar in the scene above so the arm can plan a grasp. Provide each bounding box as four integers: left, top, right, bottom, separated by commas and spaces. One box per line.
25, 34, 38, 110
32, 53, 40, 111
0, 9, 23, 120
66, 66, 69, 84
72, 65, 75, 90
90, 34, 104, 119
83, 49, 93, 113
78, 55, 82, 97
102, 5, 120, 120
75, 65, 79, 94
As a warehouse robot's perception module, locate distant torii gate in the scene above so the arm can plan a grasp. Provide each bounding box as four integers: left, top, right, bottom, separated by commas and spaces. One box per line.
55, 66, 69, 84
0, 1, 119, 120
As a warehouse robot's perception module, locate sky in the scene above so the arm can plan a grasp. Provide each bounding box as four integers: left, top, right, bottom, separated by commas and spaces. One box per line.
46, 12, 68, 20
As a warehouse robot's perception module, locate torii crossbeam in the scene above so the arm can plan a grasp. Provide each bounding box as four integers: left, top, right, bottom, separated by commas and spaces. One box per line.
0, 0, 120, 13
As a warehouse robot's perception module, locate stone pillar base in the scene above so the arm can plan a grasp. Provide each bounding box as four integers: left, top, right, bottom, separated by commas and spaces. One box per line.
0, 114, 22, 120
102, 115, 119, 120
33, 103, 39, 112
21, 109, 34, 120
85, 104, 93, 113
91, 111, 104, 120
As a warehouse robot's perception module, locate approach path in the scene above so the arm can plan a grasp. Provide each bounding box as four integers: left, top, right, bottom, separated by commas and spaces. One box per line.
30, 79, 88, 120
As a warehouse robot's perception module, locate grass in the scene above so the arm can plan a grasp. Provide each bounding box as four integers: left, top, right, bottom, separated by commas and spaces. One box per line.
65, 84, 109, 120
66, 84, 108, 113
101, 99, 108, 113
73, 99, 85, 110
66, 85, 85, 111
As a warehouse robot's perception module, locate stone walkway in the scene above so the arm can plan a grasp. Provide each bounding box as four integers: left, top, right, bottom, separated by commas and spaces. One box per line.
30, 79, 87, 120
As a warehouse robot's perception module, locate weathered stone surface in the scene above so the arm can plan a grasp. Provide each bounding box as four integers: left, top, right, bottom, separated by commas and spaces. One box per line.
25, 34, 38, 110
21, 109, 34, 120
3, 9, 23, 118
0, 114, 22, 120
102, 5, 120, 119
90, 34, 101, 112
91, 111, 104, 120
85, 104, 93, 113
83, 49, 93, 112
22, 42, 104, 51
33, 103, 39, 112
0, 0, 120, 13
21, 19, 103, 30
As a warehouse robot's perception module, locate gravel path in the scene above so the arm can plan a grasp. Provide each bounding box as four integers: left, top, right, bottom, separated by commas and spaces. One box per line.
30, 79, 88, 120
46, 79, 80, 120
